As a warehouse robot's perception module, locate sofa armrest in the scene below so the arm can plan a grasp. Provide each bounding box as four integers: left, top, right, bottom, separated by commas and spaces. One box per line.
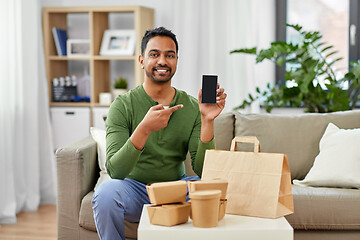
56, 135, 98, 239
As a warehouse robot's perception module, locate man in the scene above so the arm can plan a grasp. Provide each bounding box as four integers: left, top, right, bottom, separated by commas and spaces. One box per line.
92, 27, 227, 240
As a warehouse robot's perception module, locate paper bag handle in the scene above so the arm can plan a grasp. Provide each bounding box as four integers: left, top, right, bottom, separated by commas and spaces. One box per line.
230, 136, 260, 153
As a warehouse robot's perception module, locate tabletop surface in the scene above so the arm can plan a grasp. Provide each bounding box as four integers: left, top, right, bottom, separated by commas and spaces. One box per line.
138, 204, 293, 240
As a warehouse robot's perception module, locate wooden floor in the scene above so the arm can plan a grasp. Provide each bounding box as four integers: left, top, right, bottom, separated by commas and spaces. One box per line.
0, 205, 57, 240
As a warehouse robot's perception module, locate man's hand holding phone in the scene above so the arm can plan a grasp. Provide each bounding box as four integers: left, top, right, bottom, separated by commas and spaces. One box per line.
199, 75, 227, 121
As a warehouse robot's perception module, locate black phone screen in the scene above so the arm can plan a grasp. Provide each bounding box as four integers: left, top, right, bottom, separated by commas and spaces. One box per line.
201, 75, 218, 104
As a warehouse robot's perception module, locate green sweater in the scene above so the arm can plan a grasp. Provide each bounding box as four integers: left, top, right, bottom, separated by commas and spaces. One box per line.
105, 84, 215, 184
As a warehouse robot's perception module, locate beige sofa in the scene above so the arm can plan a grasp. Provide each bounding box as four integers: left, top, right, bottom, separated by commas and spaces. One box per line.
56, 110, 360, 240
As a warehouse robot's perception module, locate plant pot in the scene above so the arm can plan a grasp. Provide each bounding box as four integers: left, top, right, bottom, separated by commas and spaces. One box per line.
112, 88, 128, 100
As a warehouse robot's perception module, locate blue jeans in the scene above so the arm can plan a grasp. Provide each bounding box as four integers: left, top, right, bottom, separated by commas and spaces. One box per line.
92, 175, 200, 240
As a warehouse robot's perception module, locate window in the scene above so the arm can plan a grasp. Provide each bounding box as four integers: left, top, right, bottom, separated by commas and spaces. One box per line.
276, 0, 357, 84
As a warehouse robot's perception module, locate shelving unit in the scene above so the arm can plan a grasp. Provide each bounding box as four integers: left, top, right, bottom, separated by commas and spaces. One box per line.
42, 6, 154, 109
43, 6, 153, 149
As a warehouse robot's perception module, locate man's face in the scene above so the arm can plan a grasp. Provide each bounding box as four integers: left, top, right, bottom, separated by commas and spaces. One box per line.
140, 36, 178, 84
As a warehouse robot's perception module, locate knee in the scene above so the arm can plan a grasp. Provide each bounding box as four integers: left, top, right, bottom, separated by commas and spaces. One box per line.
92, 179, 120, 210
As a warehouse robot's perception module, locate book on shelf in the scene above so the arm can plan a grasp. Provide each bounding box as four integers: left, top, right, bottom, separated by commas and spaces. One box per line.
52, 27, 68, 56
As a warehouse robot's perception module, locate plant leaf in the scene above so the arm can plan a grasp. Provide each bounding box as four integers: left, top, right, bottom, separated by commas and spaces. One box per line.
230, 47, 257, 55
321, 45, 334, 52
327, 57, 343, 67
276, 56, 286, 66
325, 51, 339, 58
286, 24, 302, 32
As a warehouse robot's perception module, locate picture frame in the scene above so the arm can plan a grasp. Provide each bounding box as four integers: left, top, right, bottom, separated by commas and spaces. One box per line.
100, 30, 136, 56
66, 39, 90, 56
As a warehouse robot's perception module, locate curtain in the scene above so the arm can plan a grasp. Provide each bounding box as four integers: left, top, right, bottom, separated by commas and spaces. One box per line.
0, 0, 56, 224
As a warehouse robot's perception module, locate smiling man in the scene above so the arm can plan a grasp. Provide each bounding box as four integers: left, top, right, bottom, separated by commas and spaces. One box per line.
92, 27, 227, 240
143, 37, 177, 83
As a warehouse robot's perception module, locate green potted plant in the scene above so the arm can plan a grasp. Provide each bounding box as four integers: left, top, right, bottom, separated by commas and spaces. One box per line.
230, 24, 360, 113
112, 77, 128, 100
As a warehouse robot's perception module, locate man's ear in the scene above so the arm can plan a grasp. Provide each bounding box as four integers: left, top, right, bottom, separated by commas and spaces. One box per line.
139, 55, 144, 69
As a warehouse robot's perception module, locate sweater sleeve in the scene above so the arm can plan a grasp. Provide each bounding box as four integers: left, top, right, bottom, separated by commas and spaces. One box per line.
193, 139, 215, 177
105, 99, 142, 179
188, 112, 216, 177
106, 139, 143, 179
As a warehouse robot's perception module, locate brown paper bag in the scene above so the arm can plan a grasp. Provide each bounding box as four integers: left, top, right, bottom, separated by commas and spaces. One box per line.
202, 136, 294, 218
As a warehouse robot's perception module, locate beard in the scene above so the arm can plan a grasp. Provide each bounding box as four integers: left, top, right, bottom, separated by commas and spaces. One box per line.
145, 66, 175, 84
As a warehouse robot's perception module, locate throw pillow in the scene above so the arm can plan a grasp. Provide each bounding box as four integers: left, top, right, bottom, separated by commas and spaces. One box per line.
90, 127, 111, 189
90, 127, 107, 173
293, 123, 360, 188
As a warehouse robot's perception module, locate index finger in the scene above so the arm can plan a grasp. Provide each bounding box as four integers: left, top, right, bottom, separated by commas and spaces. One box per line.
165, 104, 184, 114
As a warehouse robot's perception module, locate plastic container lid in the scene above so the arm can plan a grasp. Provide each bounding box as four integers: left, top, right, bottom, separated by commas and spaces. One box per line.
189, 190, 221, 200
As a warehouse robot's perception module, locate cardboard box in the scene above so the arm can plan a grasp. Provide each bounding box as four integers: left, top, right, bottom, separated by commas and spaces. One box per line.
188, 179, 228, 199
147, 202, 191, 227
146, 181, 187, 205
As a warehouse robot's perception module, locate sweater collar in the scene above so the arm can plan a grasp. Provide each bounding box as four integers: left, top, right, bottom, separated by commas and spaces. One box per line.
139, 84, 179, 107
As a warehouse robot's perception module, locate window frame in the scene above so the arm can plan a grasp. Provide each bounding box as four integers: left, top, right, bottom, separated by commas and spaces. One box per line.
276, 0, 357, 82
349, 0, 360, 64
275, 0, 287, 85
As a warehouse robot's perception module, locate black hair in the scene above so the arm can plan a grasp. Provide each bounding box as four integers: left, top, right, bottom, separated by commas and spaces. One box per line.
141, 27, 178, 56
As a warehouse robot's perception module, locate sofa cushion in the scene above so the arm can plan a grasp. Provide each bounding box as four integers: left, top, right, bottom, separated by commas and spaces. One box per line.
294, 123, 360, 188
79, 191, 139, 239
286, 185, 360, 230
79, 192, 97, 232
214, 111, 235, 150
234, 110, 360, 180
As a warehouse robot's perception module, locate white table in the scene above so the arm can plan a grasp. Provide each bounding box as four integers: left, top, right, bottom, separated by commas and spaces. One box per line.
138, 205, 293, 240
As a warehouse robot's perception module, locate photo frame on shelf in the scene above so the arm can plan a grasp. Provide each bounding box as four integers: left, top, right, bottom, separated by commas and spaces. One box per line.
67, 39, 90, 56
100, 30, 136, 56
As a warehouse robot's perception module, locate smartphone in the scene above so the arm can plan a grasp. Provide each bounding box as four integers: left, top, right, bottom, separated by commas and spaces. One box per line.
201, 75, 218, 104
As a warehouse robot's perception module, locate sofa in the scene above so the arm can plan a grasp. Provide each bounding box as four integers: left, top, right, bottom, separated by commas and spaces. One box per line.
56, 110, 360, 240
